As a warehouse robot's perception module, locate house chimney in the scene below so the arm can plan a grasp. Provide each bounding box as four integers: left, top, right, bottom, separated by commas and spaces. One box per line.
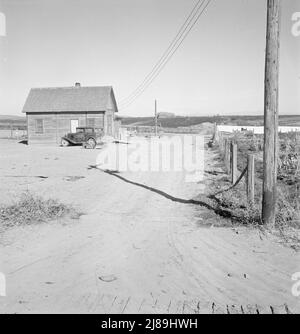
75, 82, 81, 87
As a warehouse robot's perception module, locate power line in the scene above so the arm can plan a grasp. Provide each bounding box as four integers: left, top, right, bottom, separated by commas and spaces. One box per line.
120, 0, 211, 110
119, 0, 209, 109
119, 0, 206, 106
119, 0, 212, 110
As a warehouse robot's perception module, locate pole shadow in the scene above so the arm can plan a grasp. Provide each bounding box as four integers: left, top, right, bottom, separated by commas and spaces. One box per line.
88, 165, 232, 219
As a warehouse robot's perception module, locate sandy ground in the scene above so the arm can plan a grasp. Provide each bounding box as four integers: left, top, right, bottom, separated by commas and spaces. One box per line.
0, 136, 299, 314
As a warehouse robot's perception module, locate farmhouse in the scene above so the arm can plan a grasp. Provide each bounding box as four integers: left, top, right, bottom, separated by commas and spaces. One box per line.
22, 83, 118, 145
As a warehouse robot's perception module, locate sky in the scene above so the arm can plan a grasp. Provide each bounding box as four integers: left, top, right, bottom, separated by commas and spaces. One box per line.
0, 0, 299, 117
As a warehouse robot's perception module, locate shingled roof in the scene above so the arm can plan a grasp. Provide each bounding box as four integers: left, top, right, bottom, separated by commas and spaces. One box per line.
22, 85, 118, 113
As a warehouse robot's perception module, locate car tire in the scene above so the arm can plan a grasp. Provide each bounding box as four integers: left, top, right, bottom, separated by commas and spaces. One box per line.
87, 138, 97, 149
61, 139, 70, 147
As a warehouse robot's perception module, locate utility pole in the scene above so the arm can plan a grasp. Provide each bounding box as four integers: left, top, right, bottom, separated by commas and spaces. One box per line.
154, 99, 158, 137
262, 0, 281, 225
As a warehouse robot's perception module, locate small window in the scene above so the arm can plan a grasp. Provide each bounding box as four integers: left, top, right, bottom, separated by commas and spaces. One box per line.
87, 118, 95, 127
35, 119, 44, 134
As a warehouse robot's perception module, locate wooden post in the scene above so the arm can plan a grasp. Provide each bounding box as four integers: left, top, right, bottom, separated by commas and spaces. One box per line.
224, 138, 227, 166
227, 139, 231, 173
219, 132, 223, 151
221, 135, 224, 151
213, 122, 219, 142
247, 154, 255, 205
224, 139, 230, 173
262, 0, 281, 225
231, 142, 237, 184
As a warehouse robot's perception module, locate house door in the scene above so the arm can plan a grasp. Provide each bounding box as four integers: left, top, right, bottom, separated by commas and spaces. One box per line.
70, 120, 79, 133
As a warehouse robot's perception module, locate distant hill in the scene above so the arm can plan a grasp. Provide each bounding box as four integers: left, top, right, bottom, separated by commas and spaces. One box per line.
0, 114, 299, 130
121, 116, 218, 128
0, 115, 26, 129
121, 115, 300, 128
0, 115, 25, 120
158, 112, 176, 118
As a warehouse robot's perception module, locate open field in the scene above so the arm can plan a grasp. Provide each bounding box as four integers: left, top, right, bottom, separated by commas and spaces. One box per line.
0, 115, 26, 130
0, 137, 299, 313
1, 114, 300, 130
122, 115, 300, 128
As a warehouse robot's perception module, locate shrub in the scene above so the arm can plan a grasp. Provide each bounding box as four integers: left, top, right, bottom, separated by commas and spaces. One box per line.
0, 192, 80, 230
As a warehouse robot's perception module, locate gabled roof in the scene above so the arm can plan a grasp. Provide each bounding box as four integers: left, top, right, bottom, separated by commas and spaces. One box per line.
22, 86, 118, 113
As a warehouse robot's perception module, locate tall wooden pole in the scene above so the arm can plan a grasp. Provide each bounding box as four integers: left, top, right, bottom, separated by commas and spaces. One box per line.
262, 0, 281, 225
154, 99, 158, 136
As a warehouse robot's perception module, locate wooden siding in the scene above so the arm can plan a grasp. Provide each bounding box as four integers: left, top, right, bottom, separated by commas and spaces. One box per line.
103, 90, 116, 136
27, 112, 105, 145
104, 110, 115, 136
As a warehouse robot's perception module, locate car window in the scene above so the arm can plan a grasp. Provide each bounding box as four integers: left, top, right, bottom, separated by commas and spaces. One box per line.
76, 128, 84, 133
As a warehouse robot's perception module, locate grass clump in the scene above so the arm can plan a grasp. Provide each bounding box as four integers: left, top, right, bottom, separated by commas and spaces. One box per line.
215, 185, 262, 225
0, 192, 80, 230
211, 181, 300, 249
214, 183, 299, 227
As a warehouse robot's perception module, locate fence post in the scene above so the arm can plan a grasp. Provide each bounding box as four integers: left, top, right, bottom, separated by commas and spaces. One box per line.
213, 123, 219, 142
224, 138, 227, 165
223, 137, 225, 154
247, 154, 255, 205
220, 133, 224, 152
231, 142, 237, 184
218, 132, 222, 150
224, 139, 230, 173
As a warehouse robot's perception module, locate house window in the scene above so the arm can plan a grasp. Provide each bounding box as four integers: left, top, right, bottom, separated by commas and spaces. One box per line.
87, 118, 95, 127
35, 119, 44, 134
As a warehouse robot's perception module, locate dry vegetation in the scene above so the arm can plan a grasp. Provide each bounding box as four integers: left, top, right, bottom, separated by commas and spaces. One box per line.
208, 131, 300, 249
0, 192, 81, 232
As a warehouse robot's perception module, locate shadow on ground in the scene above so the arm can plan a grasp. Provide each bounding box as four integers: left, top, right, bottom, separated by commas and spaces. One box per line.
88, 165, 233, 219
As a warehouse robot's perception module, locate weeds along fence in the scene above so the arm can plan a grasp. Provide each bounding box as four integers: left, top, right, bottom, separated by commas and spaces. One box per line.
213, 125, 300, 206
213, 128, 262, 205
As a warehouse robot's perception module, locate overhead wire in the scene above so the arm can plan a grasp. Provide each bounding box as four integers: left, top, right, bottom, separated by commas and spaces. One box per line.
119, 0, 212, 110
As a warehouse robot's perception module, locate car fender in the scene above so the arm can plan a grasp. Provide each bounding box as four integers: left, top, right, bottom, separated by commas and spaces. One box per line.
61, 136, 76, 145
85, 136, 96, 142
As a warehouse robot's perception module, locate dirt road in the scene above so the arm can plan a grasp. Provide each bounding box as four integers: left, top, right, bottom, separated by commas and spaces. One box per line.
0, 137, 299, 313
